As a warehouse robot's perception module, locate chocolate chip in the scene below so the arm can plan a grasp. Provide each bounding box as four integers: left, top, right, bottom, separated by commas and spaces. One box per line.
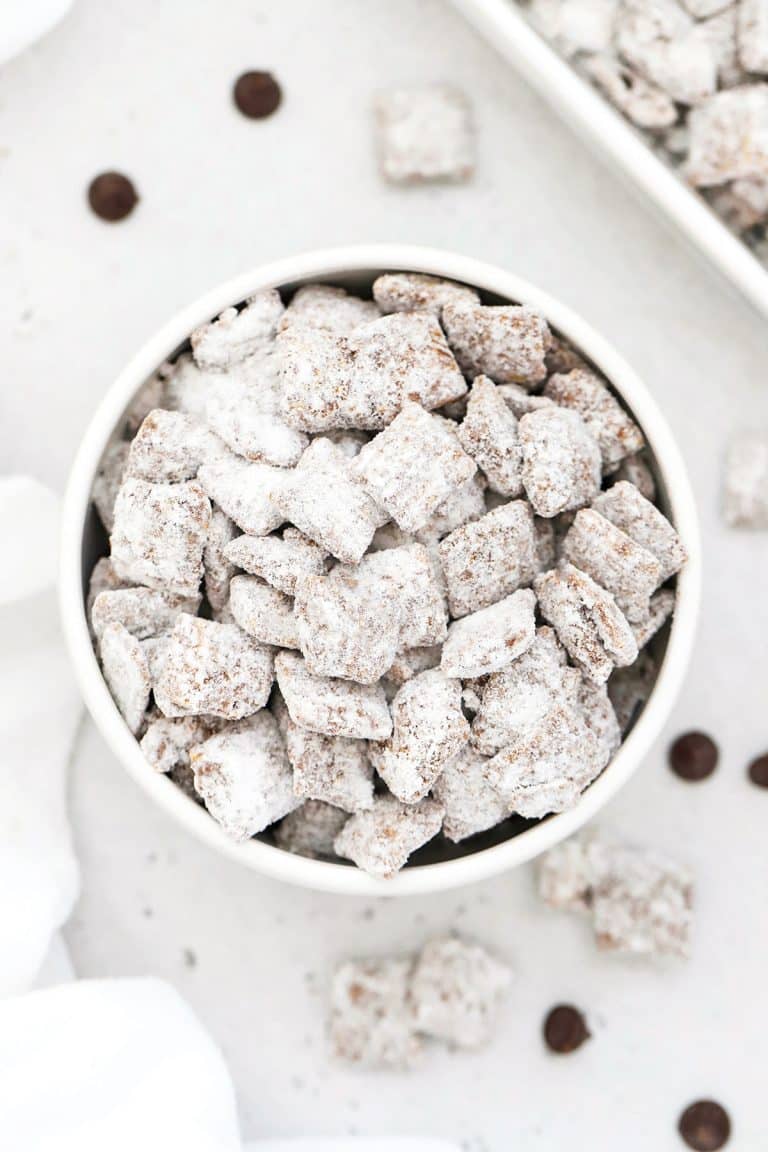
668, 732, 718, 782
748, 753, 768, 788
233, 71, 282, 119
543, 1004, 591, 1053
87, 172, 138, 222
678, 1100, 731, 1150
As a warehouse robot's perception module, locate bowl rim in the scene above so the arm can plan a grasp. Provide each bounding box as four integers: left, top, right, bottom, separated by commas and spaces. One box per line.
59, 243, 701, 896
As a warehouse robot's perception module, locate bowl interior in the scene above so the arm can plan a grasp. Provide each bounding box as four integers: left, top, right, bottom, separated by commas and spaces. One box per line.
69, 247, 699, 894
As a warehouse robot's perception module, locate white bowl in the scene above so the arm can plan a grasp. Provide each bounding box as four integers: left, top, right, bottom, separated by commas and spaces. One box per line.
60, 244, 701, 896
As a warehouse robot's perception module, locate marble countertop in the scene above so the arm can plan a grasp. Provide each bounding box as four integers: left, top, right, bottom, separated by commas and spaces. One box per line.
1, 0, 766, 1146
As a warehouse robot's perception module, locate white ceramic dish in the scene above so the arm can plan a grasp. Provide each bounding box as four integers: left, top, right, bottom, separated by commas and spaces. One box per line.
453, 0, 768, 321
60, 244, 701, 896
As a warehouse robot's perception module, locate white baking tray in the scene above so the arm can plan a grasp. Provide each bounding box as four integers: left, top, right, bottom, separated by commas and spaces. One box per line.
453, 0, 768, 320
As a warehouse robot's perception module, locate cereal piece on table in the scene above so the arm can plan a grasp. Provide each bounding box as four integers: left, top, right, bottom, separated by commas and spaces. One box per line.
583, 56, 678, 131
409, 935, 513, 1049
350, 403, 476, 534
578, 679, 621, 764
203, 504, 238, 613
737, 0, 768, 74
197, 455, 284, 536
203, 358, 309, 468
333, 794, 444, 878
274, 651, 392, 740
92, 440, 129, 533
612, 452, 656, 503
110, 477, 211, 597
497, 382, 555, 419
224, 528, 327, 595
442, 300, 550, 387
157, 613, 273, 720
354, 543, 448, 648
372, 271, 479, 318
535, 564, 637, 684
274, 800, 349, 858
373, 84, 474, 184
100, 622, 151, 734
432, 746, 507, 843
190, 711, 300, 841
368, 670, 468, 804
278, 311, 467, 432
269, 438, 385, 564
534, 515, 556, 571
608, 650, 657, 732
543, 368, 644, 473
538, 835, 597, 913
438, 501, 537, 618
385, 645, 442, 688
414, 472, 486, 544
589, 841, 694, 957
561, 508, 662, 623
160, 354, 214, 418
631, 588, 675, 650
441, 588, 536, 679
592, 481, 687, 580
140, 715, 213, 774
330, 957, 421, 1068
519, 407, 602, 518
471, 626, 581, 754
722, 430, 768, 527
124, 372, 165, 435
278, 284, 380, 335
229, 574, 299, 648
191, 290, 284, 370
457, 376, 524, 497
686, 85, 768, 186
528, 0, 617, 58
484, 704, 609, 818
273, 689, 374, 812
91, 586, 200, 641
125, 409, 224, 483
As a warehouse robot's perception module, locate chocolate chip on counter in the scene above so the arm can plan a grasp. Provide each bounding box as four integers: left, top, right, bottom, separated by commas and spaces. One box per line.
233, 71, 282, 119
678, 1099, 731, 1150
668, 732, 718, 782
543, 1004, 591, 1053
87, 172, 139, 222
748, 753, 768, 788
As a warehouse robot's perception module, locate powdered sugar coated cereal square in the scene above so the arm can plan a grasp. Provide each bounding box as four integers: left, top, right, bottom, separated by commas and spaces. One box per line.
92, 440, 129, 534
110, 477, 211, 597
275, 651, 392, 741
438, 501, 537, 618
519, 407, 602, 518
441, 588, 536, 679
197, 455, 285, 537
686, 85, 768, 186
457, 376, 524, 497
203, 356, 309, 468
203, 505, 238, 613
723, 430, 768, 527
561, 508, 662, 623
100, 621, 151, 734
442, 300, 551, 386
409, 935, 513, 1049
432, 746, 508, 843
374, 84, 474, 184
140, 715, 215, 774
191, 290, 284, 370
543, 368, 644, 473
592, 481, 687, 580
229, 574, 299, 649
224, 529, 328, 595
334, 794, 444, 878
330, 957, 421, 1068
91, 586, 200, 641
278, 284, 380, 336
274, 800, 349, 858
125, 409, 225, 484
372, 272, 479, 318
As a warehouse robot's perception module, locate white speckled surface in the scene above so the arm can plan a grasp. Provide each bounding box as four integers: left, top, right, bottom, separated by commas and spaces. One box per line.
1, 0, 767, 1146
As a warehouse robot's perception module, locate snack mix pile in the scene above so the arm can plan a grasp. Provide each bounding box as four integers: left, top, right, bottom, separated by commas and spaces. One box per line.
519, 0, 768, 261
89, 272, 687, 877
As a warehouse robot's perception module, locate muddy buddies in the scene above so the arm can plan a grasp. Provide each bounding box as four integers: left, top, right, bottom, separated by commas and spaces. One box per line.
88, 271, 687, 877
519, 0, 768, 262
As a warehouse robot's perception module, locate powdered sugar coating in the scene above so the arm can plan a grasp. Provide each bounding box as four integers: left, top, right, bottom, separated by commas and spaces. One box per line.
409, 936, 512, 1050
203, 354, 309, 467
100, 622, 151, 734
330, 957, 421, 1068
159, 354, 214, 418
442, 301, 551, 386
497, 382, 555, 419
278, 312, 467, 432
92, 440, 129, 533
190, 711, 299, 841
584, 55, 678, 130
414, 472, 487, 544
432, 746, 508, 843
275, 651, 392, 740
197, 455, 285, 536
372, 272, 480, 318
535, 564, 638, 684
738, 1, 768, 78
351, 402, 476, 534
561, 507, 662, 622
723, 430, 768, 527
457, 375, 524, 497
278, 284, 380, 336
438, 501, 537, 617
274, 800, 349, 858
203, 505, 238, 613
140, 715, 214, 774
519, 406, 602, 518
441, 588, 536, 679
224, 528, 328, 594
528, 0, 618, 58
273, 690, 374, 813
593, 481, 687, 581
578, 679, 622, 764
355, 544, 448, 648
384, 646, 442, 689
544, 368, 644, 473
334, 794, 444, 877
632, 587, 676, 649
125, 408, 225, 483
373, 84, 474, 185
111, 477, 211, 597
157, 613, 273, 720
470, 626, 581, 755
91, 586, 200, 641
368, 669, 469, 803
229, 574, 299, 649
191, 290, 284, 370
687, 84, 768, 185
87, 556, 128, 624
